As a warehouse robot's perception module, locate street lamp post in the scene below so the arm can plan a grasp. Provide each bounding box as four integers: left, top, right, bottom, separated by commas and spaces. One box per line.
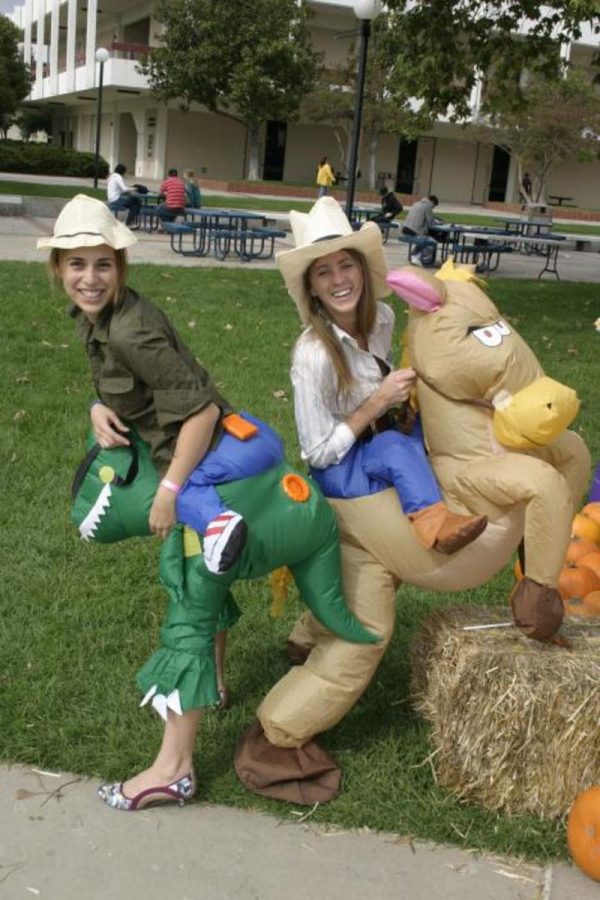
344, 0, 382, 222
93, 47, 110, 189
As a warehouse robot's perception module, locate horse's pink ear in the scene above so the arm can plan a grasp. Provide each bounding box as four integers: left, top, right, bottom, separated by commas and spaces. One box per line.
386, 269, 445, 312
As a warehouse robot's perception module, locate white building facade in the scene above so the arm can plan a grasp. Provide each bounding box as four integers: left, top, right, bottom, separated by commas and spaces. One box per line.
7, 0, 600, 207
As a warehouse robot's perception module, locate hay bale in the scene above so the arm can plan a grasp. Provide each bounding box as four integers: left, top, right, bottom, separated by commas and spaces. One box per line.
410, 605, 600, 818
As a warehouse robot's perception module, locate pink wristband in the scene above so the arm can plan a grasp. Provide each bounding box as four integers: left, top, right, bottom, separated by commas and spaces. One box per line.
160, 478, 181, 495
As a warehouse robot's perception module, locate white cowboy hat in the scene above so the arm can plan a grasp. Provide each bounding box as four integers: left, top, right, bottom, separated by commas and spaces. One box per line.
37, 193, 138, 251
276, 196, 389, 324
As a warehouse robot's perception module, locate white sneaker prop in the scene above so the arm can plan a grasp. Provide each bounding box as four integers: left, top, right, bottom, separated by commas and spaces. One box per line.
203, 511, 247, 574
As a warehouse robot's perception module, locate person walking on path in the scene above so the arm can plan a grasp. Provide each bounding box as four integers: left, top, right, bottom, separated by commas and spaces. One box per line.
157, 168, 187, 223
106, 163, 141, 228
316, 156, 336, 198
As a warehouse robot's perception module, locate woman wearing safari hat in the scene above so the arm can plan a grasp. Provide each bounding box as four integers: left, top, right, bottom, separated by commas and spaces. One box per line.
276, 197, 487, 554
37, 193, 284, 809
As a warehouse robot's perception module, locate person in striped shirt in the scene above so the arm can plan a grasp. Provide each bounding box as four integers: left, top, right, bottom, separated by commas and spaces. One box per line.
157, 168, 187, 223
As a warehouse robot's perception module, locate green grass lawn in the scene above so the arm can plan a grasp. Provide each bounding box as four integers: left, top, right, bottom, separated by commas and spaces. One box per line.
1, 262, 599, 861
2, 179, 600, 234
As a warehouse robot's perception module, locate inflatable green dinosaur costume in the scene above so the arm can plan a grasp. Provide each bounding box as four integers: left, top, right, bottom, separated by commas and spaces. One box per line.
72, 430, 378, 717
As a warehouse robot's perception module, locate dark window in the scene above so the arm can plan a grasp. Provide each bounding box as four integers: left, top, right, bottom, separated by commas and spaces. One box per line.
263, 121, 287, 181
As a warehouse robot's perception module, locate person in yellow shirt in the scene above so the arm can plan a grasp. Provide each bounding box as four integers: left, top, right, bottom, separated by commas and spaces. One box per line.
316, 156, 335, 197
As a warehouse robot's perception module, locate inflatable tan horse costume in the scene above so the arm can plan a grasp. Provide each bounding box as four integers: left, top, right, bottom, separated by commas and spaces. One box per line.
237, 260, 590, 803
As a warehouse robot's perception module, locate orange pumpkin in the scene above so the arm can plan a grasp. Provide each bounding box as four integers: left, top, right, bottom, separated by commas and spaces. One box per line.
567, 785, 600, 881
582, 591, 600, 616
578, 551, 600, 582
582, 502, 600, 528
565, 537, 600, 565
564, 593, 600, 618
571, 513, 600, 545
558, 562, 600, 601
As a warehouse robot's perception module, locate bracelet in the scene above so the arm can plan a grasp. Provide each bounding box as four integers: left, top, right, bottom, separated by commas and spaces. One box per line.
90, 399, 104, 409
160, 478, 181, 495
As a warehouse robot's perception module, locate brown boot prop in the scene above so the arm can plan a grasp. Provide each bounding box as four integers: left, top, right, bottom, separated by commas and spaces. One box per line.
234, 720, 341, 804
510, 576, 564, 642
408, 501, 488, 554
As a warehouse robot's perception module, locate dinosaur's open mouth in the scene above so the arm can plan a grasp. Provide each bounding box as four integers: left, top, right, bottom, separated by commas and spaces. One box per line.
79, 483, 112, 541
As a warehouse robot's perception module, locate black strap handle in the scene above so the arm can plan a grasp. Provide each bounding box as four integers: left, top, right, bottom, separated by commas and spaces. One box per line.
71, 442, 139, 499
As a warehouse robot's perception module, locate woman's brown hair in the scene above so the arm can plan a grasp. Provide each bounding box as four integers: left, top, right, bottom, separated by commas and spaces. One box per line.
303, 248, 377, 394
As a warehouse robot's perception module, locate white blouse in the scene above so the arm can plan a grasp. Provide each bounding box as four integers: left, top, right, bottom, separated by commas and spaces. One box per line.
291, 301, 395, 468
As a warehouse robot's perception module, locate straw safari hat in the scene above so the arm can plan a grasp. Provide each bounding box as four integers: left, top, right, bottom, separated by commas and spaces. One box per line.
37, 193, 138, 251
276, 196, 389, 324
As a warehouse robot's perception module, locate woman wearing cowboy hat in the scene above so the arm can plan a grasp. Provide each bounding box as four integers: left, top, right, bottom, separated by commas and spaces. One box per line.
277, 197, 487, 555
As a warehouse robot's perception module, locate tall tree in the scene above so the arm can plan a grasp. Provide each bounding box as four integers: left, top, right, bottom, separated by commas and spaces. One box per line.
302, 16, 433, 189
476, 69, 600, 203
381, 0, 599, 121
140, 0, 317, 180
0, 15, 32, 138
17, 105, 54, 141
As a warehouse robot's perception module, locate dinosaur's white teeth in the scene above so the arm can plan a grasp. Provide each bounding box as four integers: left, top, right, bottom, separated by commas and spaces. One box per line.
79, 483, 112, 540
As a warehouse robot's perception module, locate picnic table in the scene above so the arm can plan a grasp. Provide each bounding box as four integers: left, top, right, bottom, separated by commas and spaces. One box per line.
351, 206, 399, 243
164, 208, 285, 261
548, 195, 575, 207
457, 230, 567, 279
497, 217, 553, 237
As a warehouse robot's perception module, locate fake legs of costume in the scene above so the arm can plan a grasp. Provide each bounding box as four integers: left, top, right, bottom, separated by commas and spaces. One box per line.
258, 539, 398, 749
309, 420, 441, 511
109, 527, 240, 804
177, 413, 284, 534
448, 431, 590, 588
310, 421, 487, 554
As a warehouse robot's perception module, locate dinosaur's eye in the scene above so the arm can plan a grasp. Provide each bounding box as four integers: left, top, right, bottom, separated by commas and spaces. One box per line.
496, 319, 511, 335
470, 325, 503, 347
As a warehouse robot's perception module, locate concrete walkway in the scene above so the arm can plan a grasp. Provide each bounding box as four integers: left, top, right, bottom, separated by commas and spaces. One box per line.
1, 184, 599, 899
1, 210, 599, 282
2, 764, 598, 900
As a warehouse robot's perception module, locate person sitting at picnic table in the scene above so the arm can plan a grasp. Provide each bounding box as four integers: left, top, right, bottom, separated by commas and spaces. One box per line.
106, 163, 141, 228
157, 168, 187, 224
369, 186, 403, 224
401, 194, 443, 267
183, 169, 202, 209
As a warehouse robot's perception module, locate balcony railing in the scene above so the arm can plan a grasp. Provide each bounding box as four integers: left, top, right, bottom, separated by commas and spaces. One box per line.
109, 41, 152, 62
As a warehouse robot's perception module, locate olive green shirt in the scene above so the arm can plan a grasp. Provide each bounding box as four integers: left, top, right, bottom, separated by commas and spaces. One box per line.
73, 287, 232, 472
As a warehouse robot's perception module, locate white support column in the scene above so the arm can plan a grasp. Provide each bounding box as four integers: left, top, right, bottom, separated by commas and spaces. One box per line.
35, 0, 44, 94
23, 0, 33, 69
469, 70, 484, 118
130, 109, 146, 178
85, 0, 98, 86
50, 0, 59, 93
152, 105, 168, 180
108, 103, 120, 173
66, 0, 76, 93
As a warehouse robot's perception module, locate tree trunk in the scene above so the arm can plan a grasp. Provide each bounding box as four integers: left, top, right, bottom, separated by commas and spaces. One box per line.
366, 131, 379, 190
245, 122, 261, 181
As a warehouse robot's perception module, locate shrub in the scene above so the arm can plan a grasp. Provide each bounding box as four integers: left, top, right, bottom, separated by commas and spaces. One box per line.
0, 140, 109, 177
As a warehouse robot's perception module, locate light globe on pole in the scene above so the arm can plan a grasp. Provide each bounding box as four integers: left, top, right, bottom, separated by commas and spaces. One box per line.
345, 0, 382, 220
93, 47, 110, 189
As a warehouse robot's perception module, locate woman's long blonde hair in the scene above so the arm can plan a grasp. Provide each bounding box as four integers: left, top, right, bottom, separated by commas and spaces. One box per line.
303, 248, 377, 394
